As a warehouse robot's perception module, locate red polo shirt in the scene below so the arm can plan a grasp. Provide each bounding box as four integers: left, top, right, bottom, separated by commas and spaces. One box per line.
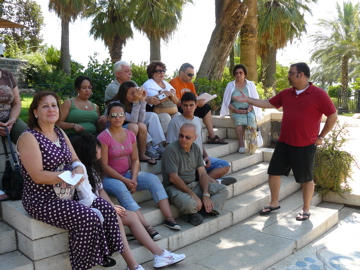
269, 83, 336, 147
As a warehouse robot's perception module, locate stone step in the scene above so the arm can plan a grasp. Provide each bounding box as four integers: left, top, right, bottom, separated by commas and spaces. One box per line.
138, 190, 335, 270
0, 251, 33, 270
0, 221, 16, 255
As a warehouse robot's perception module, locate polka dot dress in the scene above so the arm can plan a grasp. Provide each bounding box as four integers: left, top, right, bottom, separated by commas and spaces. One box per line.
20, 127, 123, 270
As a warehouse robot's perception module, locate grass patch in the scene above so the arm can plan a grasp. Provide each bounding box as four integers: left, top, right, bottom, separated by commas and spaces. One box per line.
19, 95, 33, 123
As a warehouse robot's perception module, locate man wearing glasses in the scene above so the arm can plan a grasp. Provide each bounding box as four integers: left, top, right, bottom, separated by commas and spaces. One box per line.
161, 122, 229, 226
169, 63, 227, 144
235, 62, 337, 221
166, 92, 237, 186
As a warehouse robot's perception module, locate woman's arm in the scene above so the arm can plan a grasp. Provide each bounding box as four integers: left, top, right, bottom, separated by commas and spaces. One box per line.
99, 142, 133, 185
56, 100, 74, 130
129, 142, 140, 182
0, 86, 21, 135
125, 103, 142, 123
18, 132, 66, 184
95, 104, 106, 132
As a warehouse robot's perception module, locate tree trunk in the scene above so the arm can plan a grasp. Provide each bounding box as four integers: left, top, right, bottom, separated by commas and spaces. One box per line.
150, 37, 161, 62
240, 0, 258, 82
340, 55, 349, 110
262, 46, 277, 92
229, 46, 234, 74
60, 19, 71, 74
197, 0, 248, 81
108, 35, 124, 63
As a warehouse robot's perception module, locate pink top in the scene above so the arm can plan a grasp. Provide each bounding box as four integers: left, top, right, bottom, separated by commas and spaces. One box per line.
97, 129, 136, 176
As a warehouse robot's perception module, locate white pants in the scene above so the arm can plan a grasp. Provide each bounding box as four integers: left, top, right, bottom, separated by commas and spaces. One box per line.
144, 112, 166, 146
157, 112, 181, 134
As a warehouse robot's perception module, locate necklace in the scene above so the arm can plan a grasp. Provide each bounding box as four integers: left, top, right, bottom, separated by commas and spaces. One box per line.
85, 105, 88, 109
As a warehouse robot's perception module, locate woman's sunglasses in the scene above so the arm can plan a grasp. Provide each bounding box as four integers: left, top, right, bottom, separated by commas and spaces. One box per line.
154, 69, 167, 74
110, 112, 125, 118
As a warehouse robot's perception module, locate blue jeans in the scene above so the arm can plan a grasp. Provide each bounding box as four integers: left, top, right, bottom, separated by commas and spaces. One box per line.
102, 171, 168, 212
206, 157, 230, 174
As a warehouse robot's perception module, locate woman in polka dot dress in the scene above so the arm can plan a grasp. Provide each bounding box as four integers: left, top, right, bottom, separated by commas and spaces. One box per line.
17, 91, 123, 269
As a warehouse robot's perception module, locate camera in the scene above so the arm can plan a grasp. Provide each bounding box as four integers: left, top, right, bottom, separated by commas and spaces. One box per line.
158, 93, 167, 100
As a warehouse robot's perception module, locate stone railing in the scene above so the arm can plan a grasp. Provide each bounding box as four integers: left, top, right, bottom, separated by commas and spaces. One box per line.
0, 58, 28, 84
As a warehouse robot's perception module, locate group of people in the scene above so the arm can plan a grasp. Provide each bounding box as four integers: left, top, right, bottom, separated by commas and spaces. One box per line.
0, 61, 338, 269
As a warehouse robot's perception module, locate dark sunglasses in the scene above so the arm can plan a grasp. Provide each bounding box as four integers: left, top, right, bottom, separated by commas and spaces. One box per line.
178, 133, 195, 140
187, 73, 194, 77
110, 112, 125, 118
154, 69, 167, 74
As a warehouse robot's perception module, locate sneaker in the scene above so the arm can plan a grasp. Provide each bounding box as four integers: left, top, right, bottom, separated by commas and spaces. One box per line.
154, 250, 186, 268
238, 147, 245, 154
146, 144, 162, 160
218, 176, 237, 186
126, 265, 145, 270
163, 217, 181, 230
183, 213, 203, 226
145, 225, 162, 241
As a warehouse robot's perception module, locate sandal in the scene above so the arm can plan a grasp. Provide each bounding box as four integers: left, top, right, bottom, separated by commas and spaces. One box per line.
101, 256, 116, 267
207, 135, 228, 144
296, 212, 311, 221
139, 158, 157, 165
258, 205, 281, 215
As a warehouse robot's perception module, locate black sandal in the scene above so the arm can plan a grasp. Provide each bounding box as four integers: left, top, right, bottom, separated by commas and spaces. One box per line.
207, 135, 228, 144
101, 256, 116, 267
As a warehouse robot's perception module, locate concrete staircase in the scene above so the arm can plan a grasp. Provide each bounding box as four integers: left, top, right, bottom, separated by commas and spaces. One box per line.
0, 113, 355, 270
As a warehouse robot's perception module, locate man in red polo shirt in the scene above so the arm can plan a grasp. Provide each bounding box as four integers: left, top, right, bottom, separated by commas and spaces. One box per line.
235, 62, 337, 221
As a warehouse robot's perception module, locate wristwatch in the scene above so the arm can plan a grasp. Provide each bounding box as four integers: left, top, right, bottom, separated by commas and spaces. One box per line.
202, 193, 210, 197
318, 136, 325, 140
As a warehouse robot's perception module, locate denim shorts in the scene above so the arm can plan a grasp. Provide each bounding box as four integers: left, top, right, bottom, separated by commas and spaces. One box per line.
205, 157, 230, 174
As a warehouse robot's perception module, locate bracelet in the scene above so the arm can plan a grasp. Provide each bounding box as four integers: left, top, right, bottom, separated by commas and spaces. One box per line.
10, 117, 16, 123
202, 193, 210, 197
71, 161, 84, 169
73, 123, 76, 129
318, 136, 325, 140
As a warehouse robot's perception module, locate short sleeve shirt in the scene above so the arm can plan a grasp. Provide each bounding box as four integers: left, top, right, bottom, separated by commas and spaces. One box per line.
0, 69, 17, 122
161, 140, 204, 187
97, 129, 136, 175
169, 77, 197, 100
269, 83, 336, 146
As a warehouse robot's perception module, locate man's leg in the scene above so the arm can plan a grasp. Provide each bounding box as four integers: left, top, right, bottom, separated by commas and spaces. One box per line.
202, 110, 216, 139
259, 175, 282, 214
301, 180, 315, 213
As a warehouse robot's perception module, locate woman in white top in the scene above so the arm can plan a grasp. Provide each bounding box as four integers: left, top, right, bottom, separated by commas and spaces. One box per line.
142, 61, 180, 135
220, 64, 262, 154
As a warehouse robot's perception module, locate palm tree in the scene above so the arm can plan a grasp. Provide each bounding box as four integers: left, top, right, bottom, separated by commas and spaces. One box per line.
132, 0, 190, 61
86, 0, 133, 63
311, 1, 360, 110
49, 0, 93, 74
257, 0, 314, 90
240, 0, 258, 82
197, 0, 248, 80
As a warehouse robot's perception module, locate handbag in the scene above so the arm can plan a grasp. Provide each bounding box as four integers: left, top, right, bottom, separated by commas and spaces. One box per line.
153, 97, 178, 115
1, 126, 23, 200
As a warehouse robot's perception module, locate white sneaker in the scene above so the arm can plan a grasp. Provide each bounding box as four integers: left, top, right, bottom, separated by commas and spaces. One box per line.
126, 265, 145, 270
238, 147, 245, 154
153, 250, 186, 268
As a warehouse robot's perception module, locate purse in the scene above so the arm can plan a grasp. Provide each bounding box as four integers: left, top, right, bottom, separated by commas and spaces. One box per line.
153, 96, 178, 115
1, 126, 23, 200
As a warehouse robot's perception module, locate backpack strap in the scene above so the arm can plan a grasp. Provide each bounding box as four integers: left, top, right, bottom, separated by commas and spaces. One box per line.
4, 127, 18, 165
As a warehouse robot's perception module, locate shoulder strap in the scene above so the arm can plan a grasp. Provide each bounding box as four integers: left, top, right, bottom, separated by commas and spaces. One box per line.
4, 126, 18, 165
1, 136, 9, 160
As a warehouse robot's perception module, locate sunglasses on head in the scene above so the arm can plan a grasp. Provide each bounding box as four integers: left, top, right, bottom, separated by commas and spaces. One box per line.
187, 73, 194, 77
178, 133, 195, 140
110, 112, 125, 118
154, 69, 166, 74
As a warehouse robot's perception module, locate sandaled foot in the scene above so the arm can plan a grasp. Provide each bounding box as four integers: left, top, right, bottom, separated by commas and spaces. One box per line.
258, 205, 281, 215
296, 211, 311, 221
139, 158, 157, 165
207, 135, 228, 144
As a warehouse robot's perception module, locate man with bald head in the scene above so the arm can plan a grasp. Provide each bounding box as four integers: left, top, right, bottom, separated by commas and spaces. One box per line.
161, 122, 229, 226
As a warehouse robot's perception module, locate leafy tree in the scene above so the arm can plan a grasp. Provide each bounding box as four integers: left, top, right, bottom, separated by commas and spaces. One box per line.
0, 0, 44, 54
132, 0, 190, 61
311, 1, 360, 109
86, 0, 133, 63
258, 0, 314, 90
49, 0, 94, 74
